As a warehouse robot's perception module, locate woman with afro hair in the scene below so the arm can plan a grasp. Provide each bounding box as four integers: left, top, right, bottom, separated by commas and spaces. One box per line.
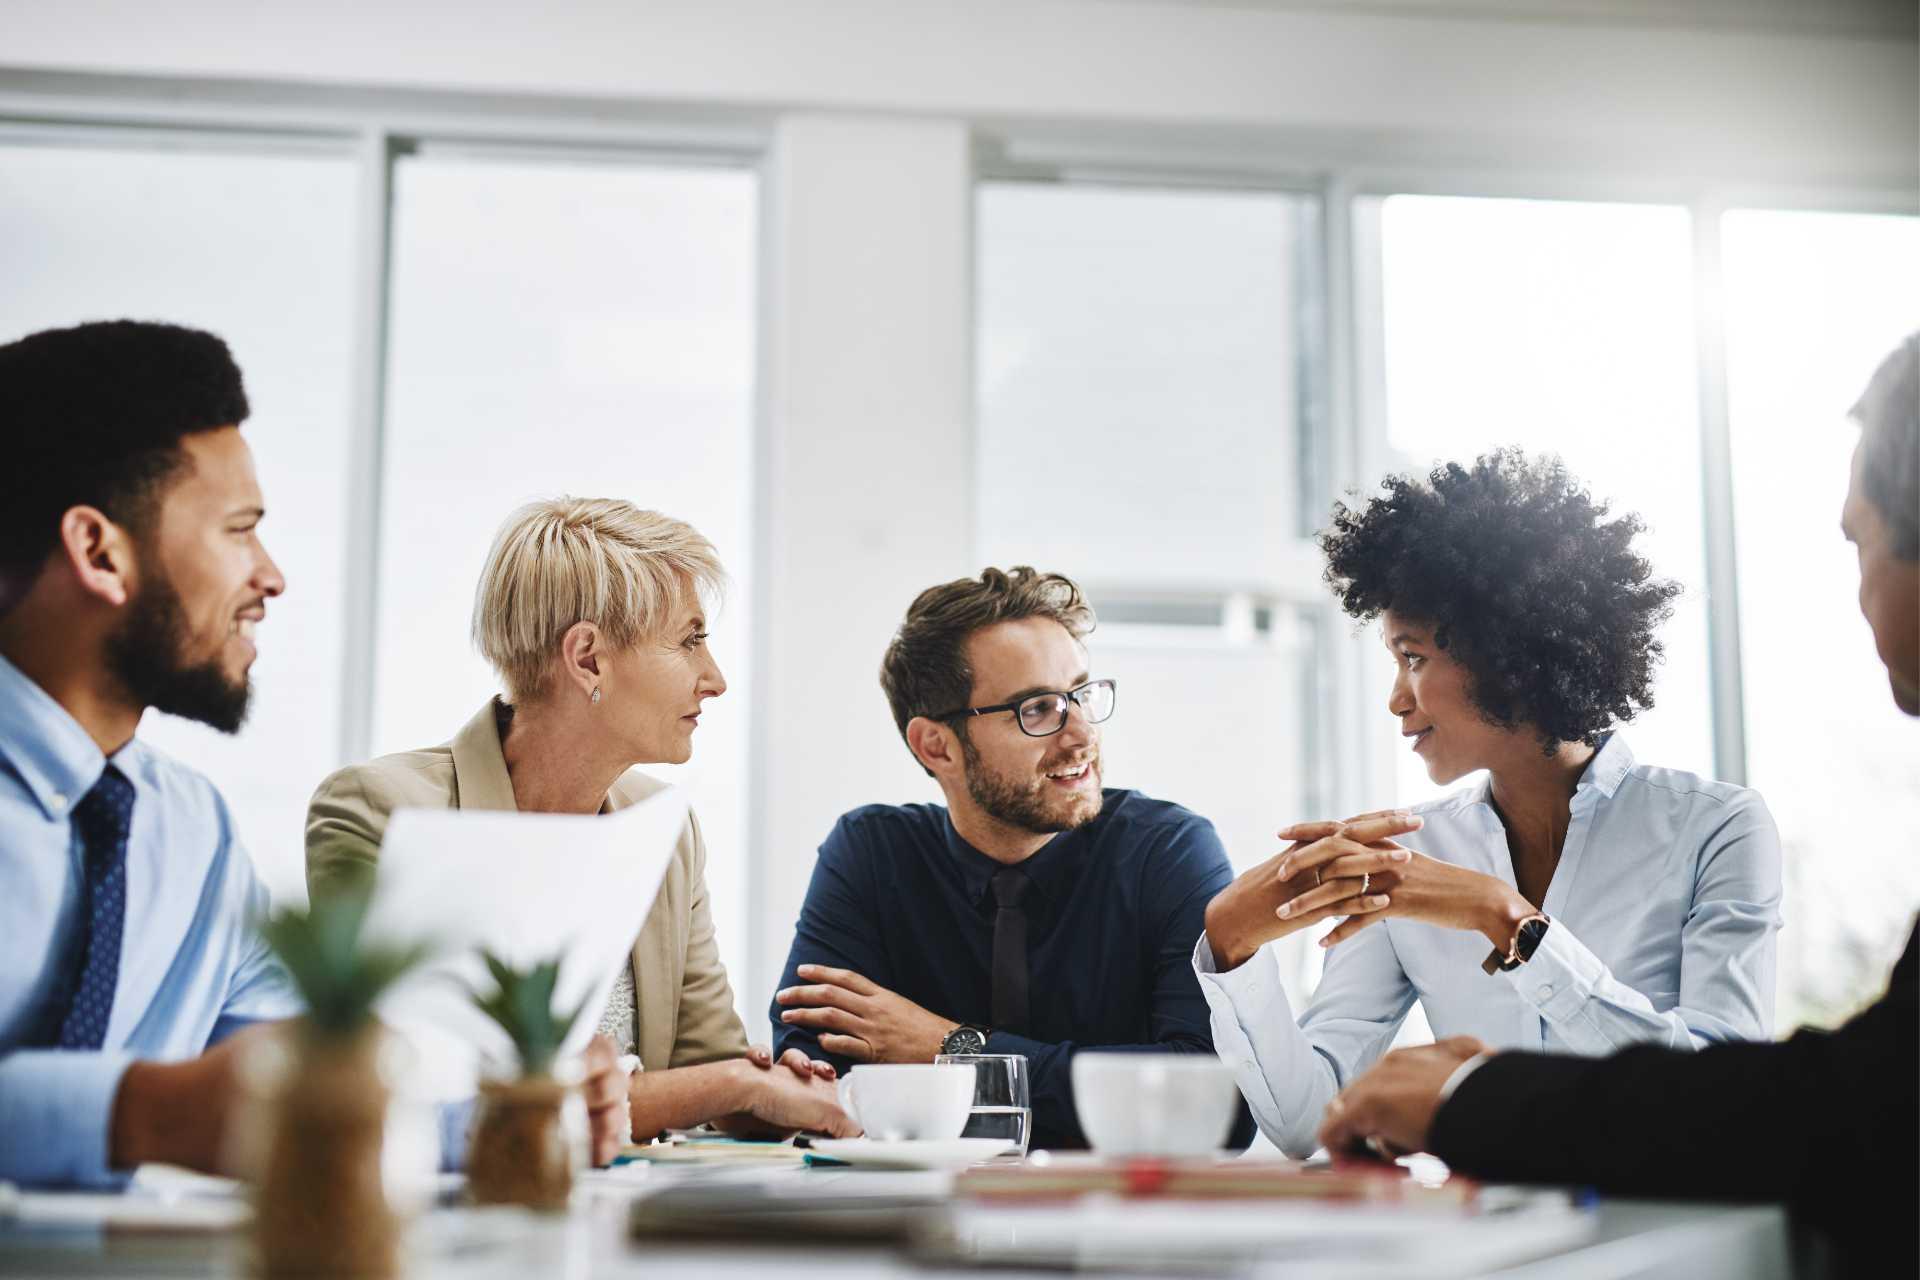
1196, 449, 1782, 1158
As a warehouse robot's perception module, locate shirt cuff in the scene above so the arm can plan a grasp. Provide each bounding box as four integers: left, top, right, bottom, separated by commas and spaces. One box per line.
438, 1097, 475, 1172
0, 1049, 137, 1187
1191, 931, 1285, 1005
1437, 1051, 1492, 1106
1501, 920, 1606, 1023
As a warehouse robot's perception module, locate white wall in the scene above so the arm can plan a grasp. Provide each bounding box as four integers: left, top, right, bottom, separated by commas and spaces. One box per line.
3, 0, 1914, 187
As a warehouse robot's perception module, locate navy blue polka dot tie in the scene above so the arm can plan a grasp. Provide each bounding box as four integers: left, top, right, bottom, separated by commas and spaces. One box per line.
50, 765, 135, 1050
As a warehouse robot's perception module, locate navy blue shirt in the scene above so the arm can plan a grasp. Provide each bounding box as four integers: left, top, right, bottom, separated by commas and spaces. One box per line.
772, 788, 1251, 1149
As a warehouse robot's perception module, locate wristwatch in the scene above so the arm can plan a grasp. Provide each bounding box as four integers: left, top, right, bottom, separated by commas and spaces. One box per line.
1483, 913, 1551, 975
939, 1024, 990, 1056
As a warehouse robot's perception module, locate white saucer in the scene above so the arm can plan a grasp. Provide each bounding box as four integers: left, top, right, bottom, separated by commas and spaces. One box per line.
807, 1137, 1017, 1170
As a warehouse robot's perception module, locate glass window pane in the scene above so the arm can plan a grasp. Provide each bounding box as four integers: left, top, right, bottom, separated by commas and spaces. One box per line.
977, 182, 1311, 588
0, 138, 358, 905
1722, 208, 1920, 1029
376, 153, 757, 1004
975, 181, 1320, 864
1374, 195, 1713, 804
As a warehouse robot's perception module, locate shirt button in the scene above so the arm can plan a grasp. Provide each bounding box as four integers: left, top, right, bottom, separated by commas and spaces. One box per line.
49, 793, 66, 812
1536, 984, 1554, 1000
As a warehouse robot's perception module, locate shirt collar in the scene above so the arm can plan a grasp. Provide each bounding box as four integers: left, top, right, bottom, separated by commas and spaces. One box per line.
941, 808, 1093, 911
1576, 731, 1634, 801
1453, 731, 1633, 813
0, 652, 109, 822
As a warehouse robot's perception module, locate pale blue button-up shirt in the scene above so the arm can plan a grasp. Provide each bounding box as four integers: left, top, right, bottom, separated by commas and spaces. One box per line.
0, 653, 300, 1186
1196, 734, 1783, 1157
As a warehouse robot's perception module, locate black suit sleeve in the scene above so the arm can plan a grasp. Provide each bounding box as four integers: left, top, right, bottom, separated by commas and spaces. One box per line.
1430, 926, 1917, 1266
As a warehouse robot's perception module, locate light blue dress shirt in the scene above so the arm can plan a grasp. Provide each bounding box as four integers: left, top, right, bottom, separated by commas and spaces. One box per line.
0, 653, 301, 1187
1195, 734, 1783, 1157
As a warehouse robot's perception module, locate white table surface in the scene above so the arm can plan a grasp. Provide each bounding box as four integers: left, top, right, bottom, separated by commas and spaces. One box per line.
0, 1162, 1792, 1279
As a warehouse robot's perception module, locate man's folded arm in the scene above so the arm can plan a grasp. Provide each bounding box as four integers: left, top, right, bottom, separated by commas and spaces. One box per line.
770, 829, 891, 1074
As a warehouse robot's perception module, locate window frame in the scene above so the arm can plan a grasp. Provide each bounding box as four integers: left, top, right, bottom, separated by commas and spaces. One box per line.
4, 75, 1914, 1026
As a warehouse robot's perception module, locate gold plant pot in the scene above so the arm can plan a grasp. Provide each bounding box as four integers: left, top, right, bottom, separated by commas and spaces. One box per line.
466, 1076, 586, 1212
251, 1023, 401, 1278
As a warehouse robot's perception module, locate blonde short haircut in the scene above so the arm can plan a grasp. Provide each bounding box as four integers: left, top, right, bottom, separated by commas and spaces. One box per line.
472, 497, 726, 702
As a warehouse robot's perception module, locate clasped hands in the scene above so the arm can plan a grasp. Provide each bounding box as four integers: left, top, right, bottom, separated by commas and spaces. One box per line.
1205, 809, 1538, 972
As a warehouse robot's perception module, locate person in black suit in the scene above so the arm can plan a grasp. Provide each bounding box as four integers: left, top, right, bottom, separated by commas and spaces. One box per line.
1317, 332, 1920, 1274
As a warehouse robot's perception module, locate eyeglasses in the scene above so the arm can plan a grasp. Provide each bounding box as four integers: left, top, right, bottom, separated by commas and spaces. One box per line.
933, 678, 1117, 739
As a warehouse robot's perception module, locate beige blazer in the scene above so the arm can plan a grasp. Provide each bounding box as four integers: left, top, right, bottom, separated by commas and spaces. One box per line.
304, 699, 749, 1074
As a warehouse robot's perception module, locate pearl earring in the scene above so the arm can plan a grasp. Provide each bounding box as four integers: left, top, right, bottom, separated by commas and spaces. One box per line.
590, 687, 601, 705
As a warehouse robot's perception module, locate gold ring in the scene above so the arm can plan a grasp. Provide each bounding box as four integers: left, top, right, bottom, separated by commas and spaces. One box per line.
1314, 867, 1323, 887
1359, 872, 1371, 897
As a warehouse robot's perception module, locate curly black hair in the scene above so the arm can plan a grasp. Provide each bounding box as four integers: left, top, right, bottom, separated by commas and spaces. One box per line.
1320, 448, 1681, 752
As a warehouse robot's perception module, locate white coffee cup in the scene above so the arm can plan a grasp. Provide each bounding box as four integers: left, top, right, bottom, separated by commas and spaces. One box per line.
834, 1064, 975, 1141
1071, 1053, 1241, 1156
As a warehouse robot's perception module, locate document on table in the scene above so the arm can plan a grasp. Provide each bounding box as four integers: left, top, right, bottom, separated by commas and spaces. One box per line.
359, 787, 687, 1101
0, 1165, 250, 1232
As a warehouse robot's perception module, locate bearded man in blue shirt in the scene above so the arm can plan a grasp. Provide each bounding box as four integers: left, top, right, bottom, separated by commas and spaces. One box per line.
772, 567, 1253, 1149
0, 320, 627, 1187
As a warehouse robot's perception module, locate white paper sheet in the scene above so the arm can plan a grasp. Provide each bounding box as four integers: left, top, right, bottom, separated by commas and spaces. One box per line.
359, 787, 687, 1100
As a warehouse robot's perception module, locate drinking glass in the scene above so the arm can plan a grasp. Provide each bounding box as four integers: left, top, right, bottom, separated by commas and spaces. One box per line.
934, 1053, 1031, 1157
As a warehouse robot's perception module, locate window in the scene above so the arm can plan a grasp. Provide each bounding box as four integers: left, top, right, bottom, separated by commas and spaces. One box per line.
1721, 208, 1920, 1029
977, 182, 1318, 589
0, 136, 358, 903
976, 180, 1327, 994
1368, 195, 1715, 805
374, 150, 758, 989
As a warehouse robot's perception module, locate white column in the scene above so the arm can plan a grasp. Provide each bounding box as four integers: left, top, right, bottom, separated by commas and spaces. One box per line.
746, 114, 975, 1030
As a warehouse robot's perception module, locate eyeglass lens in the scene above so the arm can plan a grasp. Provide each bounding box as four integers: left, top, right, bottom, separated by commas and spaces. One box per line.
1015, 680, 1115, 737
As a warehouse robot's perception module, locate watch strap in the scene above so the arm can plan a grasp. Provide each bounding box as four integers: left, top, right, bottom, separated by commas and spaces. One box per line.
1482, 913, 1551, 974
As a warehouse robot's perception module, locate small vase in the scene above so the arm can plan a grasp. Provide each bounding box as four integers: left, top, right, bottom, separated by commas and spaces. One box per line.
466, 1075, 587, 1211
251, 1022, 401, 1278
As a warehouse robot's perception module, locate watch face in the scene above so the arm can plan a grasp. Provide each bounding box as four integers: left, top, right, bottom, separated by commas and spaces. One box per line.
943, 1026, 987, 1055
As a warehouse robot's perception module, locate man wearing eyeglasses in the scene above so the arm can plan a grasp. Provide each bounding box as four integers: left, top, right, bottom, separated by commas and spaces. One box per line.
771, 566, 1252, 1149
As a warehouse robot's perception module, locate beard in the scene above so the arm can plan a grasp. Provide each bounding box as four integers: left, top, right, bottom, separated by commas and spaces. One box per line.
959, 730, 1103, 836
105, 565, 252, 734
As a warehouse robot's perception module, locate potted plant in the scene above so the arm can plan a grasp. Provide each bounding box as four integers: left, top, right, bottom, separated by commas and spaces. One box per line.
251, 896, 428, 1278
464, 951, 594, 1210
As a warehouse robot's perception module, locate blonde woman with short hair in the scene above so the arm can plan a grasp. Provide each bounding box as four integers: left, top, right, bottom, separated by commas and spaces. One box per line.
306, 498, 854, 1140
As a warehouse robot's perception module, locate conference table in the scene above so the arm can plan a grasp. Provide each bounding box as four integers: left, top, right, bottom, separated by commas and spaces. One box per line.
0, 1157, 1793, 1279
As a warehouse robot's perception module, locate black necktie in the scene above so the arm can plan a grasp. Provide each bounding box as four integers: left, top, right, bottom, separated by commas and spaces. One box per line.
39, 766, 135, 1049
990, 867, 1032, 1035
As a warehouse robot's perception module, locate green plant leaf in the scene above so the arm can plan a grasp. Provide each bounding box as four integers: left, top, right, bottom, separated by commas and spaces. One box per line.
468, 950, 580, 1077
256, 896, 430, 1039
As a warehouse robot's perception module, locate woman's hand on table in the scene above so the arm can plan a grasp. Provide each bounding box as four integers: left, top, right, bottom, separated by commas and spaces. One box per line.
746, 1043, 837, 1083
722, 1055, 861, 1139
1202, 811, 1419, 972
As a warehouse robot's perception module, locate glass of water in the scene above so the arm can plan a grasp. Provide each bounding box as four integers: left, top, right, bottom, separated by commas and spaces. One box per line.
934, 1053, 1031, 1157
